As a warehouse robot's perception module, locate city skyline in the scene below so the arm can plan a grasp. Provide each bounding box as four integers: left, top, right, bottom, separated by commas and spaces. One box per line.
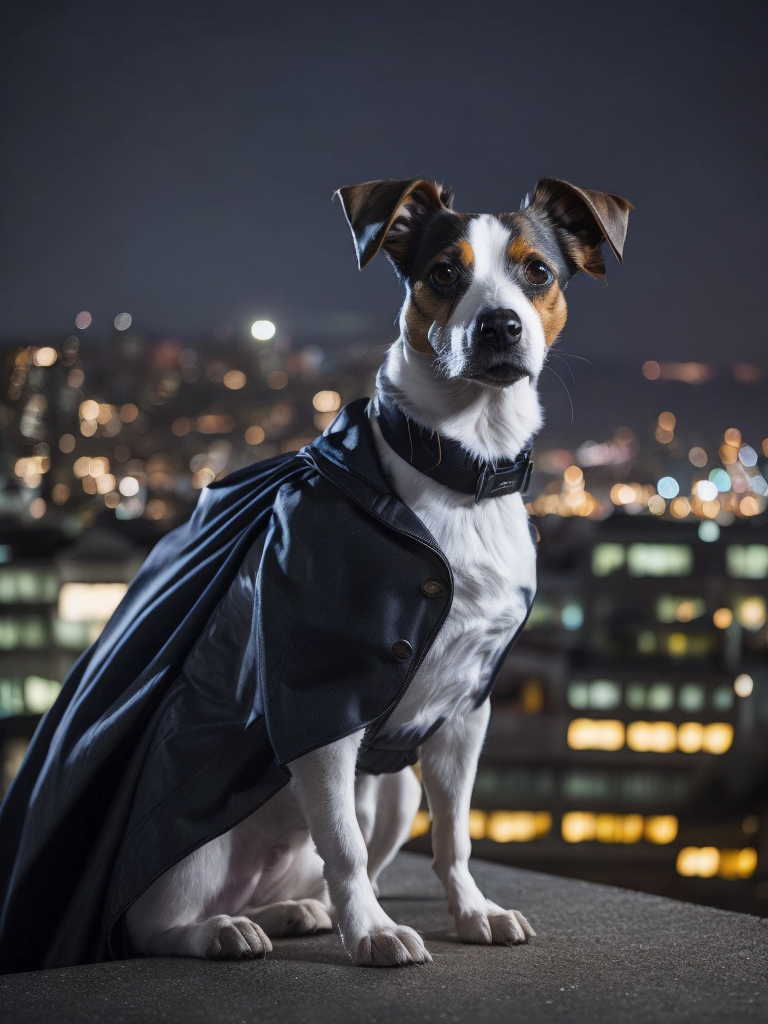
2, 1, 766, 377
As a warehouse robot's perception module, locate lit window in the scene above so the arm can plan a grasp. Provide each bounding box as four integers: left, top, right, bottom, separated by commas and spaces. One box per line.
562, 772, 611, 800
592, 543, 625, 577
712, 686, 734, 711
676, 846, 756, 879
627, 544, 693, 577
486, 811, 550, 843
677, 722, 704, 753
567, 719, 625, 751
567, 681, 590, 709
677, 846, 719, 878
468, 809, 487, 839
667, 632, 689, 657
678, 684, 705, 712
726, 545, 768, 579
625, 683, 646, 710
521, 679, 544, 714
23, 676, 61, 714
410, 810, 431, 838
656, 596, 706, 623
52, 618, 94, 650
702, 722, 733, 754
647, 682, 674, 711
589, 680, 622, 709
0, 680, 25, 717
0, 568, 58, 604
626, 721, 677, 753
644, 815, 678, 844
562, 812, 644, 845
562, 811, 597, 843
58, 583, 127, 623
637, 631, 657, 655
561, 601, 583, 630
734, 596, 767, 631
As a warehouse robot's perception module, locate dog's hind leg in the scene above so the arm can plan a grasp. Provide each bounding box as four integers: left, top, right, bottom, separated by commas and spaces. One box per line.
290, 731, 431, 966
355, 768, 422, 895
238, 839, 333, 937
420, 699, 535, 946
126, 833, 273, 959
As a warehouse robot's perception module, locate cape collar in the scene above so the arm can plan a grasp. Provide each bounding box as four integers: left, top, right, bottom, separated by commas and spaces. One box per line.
373, 391, 533, 502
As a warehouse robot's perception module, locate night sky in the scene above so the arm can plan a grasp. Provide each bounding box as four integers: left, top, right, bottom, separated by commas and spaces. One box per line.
1, 0, 766, 441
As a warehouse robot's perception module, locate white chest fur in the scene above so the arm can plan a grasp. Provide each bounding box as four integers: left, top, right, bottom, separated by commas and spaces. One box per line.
373, 422, 537, 741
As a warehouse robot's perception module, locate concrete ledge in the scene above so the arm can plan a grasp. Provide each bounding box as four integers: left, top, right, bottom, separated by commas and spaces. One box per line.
2, 853, 766, 1024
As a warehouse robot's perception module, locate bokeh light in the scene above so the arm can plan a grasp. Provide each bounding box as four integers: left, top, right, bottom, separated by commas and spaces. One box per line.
251, 319, 276, 341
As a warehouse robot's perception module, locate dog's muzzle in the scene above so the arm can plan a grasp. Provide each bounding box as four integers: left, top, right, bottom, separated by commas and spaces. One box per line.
476, 309, 523, 350
465, 308, 530, 386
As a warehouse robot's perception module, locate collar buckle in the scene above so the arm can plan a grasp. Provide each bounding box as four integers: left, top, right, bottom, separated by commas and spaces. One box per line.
475, 457, 533, 503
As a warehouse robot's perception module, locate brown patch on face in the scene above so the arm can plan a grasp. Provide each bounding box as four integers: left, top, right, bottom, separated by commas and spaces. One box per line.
507, 235, 534, 264
458, 239, 474, 267
531, 285, 568, 346
402, 244, 469, 353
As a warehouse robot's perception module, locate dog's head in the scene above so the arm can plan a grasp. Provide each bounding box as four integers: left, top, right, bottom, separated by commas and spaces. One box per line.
336, 178, 633, 389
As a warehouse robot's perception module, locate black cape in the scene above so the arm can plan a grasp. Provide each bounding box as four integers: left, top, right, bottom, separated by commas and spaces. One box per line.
0, 399, 535, 973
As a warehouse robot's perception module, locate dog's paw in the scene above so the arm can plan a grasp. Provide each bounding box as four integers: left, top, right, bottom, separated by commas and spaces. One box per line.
205, 915, 272, 959
456, 901, 535, 946
246, 898, 333, 937
354, 925, 432, 967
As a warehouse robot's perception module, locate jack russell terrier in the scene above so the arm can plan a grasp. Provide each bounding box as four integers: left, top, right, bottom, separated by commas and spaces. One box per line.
123, 175, 632, 967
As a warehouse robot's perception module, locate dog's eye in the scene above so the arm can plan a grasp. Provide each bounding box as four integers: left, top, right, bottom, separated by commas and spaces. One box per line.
524, 260, 552, 286
429, 262, 459, 291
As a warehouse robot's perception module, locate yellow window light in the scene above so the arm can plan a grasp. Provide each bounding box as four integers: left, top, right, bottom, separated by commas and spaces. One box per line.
534, 811, 553, 837
737, 847, 758, 879
735, 597, 767, 631
712, 607, 733, 629
644, 815, 678, 845
702, 723, 734, 755
677, 722, 704, 753
667, 632, 689, 657
567, 718, 625, 751
410, 809, 431, 839
521, 678, 545, 714
621, 814, 645, 844
486, 811, 537, 843
468, 809, 487, 840
562, 811, 597, 843
676, 846, 700, 877
626, 721, 677, 753
58, 583, 128, 624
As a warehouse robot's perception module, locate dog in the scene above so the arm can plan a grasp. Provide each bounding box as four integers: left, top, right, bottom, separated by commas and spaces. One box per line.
118, 176, 632, 967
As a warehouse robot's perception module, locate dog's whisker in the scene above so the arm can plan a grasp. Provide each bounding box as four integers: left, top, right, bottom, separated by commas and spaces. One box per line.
543, 362, 575, 425
547, 351, 577, 384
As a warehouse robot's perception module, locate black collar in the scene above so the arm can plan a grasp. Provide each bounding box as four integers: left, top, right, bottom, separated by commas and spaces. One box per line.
374, 392, 533, 502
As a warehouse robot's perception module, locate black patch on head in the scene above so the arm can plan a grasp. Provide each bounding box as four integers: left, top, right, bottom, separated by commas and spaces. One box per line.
387, 210, 467, 280
497, 211, 575, 294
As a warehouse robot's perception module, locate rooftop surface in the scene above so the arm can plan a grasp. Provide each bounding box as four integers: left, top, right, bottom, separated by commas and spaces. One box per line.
2, 852, 766, 1024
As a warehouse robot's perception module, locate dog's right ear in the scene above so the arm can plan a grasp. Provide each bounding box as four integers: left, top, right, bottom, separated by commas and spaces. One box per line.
335, 178, 453, 270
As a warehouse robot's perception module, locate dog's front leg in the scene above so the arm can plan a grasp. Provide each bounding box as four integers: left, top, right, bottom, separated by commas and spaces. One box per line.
420, 700, 535, 946
289, 729, 431, 966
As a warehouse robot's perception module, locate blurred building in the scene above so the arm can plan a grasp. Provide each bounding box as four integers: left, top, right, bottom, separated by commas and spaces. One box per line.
408, 514, 768, 916
1, 327, 767, 916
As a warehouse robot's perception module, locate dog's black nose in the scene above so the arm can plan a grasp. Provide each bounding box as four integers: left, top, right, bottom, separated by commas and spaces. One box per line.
477, 309, 523, 349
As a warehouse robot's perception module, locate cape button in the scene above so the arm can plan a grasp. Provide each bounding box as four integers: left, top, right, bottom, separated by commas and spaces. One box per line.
420, 578, 446, 598
391, 639, 413, 661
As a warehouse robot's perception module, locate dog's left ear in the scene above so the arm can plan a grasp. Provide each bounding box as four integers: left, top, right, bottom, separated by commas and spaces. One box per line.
530, 179, 634, 281
335, 178, 453, 270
